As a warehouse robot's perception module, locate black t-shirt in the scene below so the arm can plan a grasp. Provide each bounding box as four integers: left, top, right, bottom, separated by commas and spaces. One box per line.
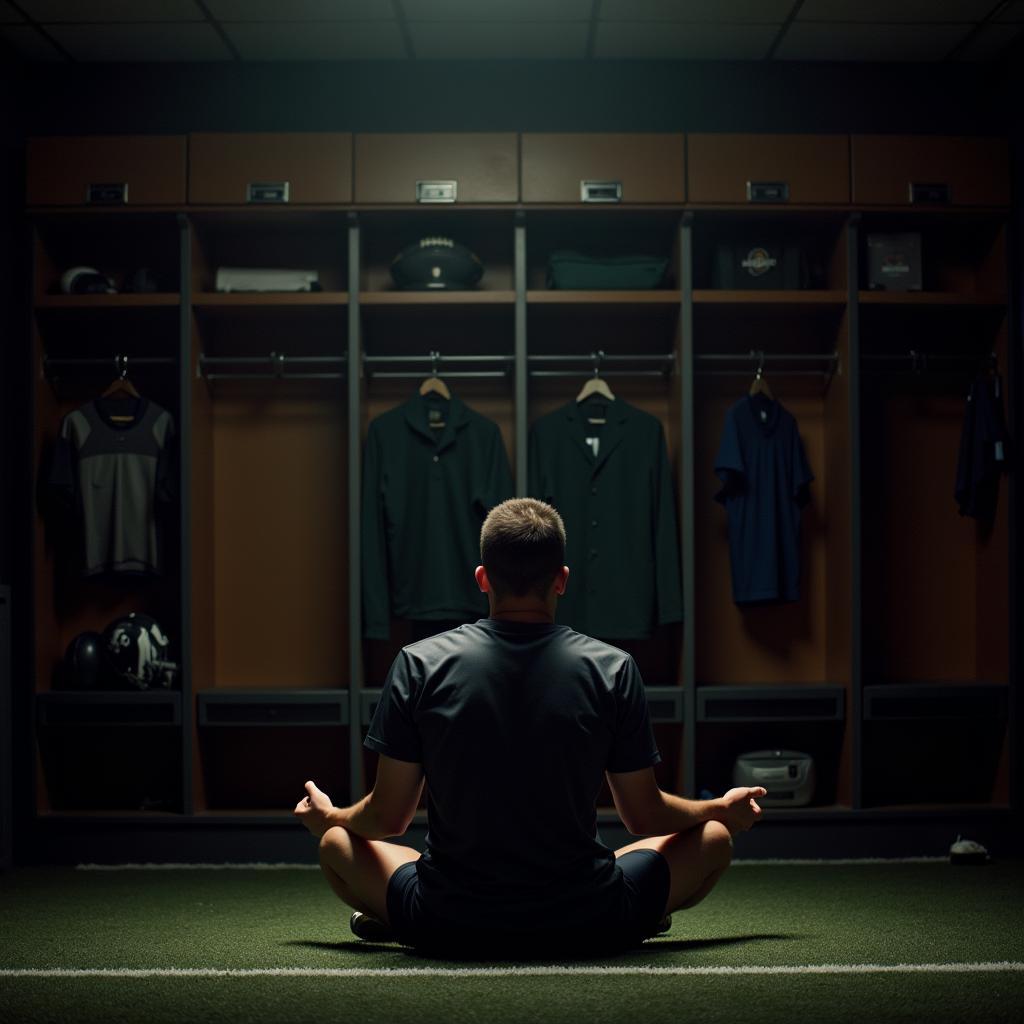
364, 618, 661, 931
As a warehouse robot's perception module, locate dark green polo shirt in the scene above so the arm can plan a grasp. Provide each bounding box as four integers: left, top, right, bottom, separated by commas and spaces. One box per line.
528, 396, 682, 640
362, 391, 514, 639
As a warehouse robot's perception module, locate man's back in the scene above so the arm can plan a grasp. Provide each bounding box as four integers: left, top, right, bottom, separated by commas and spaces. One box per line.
365, 617, 660, 931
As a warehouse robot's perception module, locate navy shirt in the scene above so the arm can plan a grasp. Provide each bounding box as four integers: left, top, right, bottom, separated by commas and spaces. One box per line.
365, 618, 660, 931
955, 374, 1010, 522
714, 395, 813, 605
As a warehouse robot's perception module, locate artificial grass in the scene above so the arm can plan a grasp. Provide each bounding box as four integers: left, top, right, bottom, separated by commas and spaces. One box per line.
1, 860, 1022, 1023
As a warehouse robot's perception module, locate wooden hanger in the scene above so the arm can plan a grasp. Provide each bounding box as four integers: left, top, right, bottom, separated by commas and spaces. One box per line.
102, 355, 141, 400
749, 352, 774, 401
418, 375, 451, 400
418, 350, 451, 401
576, 350, 615, 407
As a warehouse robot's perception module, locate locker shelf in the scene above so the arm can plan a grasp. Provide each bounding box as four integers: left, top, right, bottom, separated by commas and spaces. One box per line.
198, 690, 350, 727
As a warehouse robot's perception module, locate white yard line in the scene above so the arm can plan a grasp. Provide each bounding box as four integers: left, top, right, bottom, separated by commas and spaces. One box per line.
2, 962, 1022, 979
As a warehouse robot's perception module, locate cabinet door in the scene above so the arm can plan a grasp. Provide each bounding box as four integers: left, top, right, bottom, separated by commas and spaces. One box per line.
26, 135, 187, 206
188, 133, 352, 205
521, 133, 685, 204
354, 133, 518, 204
688, 133, 850, 205
851, 135, 1009, 207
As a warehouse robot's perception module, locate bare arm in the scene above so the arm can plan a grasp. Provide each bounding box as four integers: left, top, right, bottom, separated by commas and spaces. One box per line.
607, 766, 766, 837
293, 756, 425, 840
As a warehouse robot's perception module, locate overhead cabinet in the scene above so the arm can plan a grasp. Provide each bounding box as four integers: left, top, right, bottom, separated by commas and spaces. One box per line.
851, 135, 1009, 207
188, 132, 353, 205
26, 135, 187, 207
687, 133, 850, 205
521, 133, 685, 204
354, 133, 518, 204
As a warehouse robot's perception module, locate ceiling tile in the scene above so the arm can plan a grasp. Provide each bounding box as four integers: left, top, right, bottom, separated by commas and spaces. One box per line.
995, 0, 1024, 19
16, 0, 203, 21
408, 20, 589, 58
797, 0, 997, 22
955, 20, 1024, 57
226, 20, 405, 59
403, 0, 592, 19
600, 0, 793, 20
46, 21, 232, 60
776, 21, 973, 60
594, 21, 778, 59
1, 1, 26, 22
0, 23, 63, 58
205, 0, 393, 20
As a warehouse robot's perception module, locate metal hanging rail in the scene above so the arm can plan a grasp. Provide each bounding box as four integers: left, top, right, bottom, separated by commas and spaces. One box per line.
861, 350, 998, 374
41, 353, 176, 380
528, 349, 675, 379
693, 349, 841, 392
198, 352, 347, 382
362, 351, 513, 381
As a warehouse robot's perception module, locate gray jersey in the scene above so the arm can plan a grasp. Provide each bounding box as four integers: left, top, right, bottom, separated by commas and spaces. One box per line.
49, 396, 175, 577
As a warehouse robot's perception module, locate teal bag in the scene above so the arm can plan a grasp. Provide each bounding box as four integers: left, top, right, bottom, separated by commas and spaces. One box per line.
545, 250, 670, 290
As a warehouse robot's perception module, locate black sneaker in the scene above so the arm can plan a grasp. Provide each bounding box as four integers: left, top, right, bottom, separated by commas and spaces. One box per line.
653, 915, 672, 935
349, 911, 396, 943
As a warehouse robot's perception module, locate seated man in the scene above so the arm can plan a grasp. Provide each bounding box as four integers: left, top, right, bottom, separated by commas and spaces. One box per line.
294, 497, 765, 955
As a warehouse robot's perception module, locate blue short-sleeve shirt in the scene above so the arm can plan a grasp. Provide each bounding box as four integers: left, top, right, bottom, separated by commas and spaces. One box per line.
714, 395, 814, 605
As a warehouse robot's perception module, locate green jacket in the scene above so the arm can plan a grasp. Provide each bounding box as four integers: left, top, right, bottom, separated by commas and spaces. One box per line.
362, 391, 514, 639
528, 397, 683, 640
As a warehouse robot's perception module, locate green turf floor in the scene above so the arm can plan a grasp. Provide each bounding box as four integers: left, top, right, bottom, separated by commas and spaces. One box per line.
2, 860, 1023, 1023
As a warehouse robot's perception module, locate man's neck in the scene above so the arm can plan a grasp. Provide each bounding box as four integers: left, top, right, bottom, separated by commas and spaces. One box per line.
489, 606, 554, 624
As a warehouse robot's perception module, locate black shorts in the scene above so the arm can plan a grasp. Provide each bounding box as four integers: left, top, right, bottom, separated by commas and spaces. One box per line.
386, 849, 670, 957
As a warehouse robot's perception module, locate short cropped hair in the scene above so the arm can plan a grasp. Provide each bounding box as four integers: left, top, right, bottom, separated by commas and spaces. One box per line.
480, 498, 566, 599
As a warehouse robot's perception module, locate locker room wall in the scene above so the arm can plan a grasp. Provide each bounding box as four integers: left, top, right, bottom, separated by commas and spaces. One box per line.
15, 58, 1010, 136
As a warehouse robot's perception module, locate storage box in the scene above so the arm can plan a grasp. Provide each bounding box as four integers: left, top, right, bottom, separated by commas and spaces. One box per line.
866, 233, 922, 291
712, 240, 807, 289
546, 250, 670, 290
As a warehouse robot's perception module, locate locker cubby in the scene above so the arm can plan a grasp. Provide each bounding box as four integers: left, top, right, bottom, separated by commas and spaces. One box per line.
859, 305, 1010, 692
30, 215, 185, 817
857, 211, 1006, 299
37, 721, 183, 814
359, 210, 516, 295
862, 683, 1010, 808
690, 210, 848, 293
695, 721, 847, 810
692, 313, 853, 688
360, 228, 517, 689
189, 210, 351, 297
197, 724, 350, 814
525, 209, 682, 294
33, 213, 182, 300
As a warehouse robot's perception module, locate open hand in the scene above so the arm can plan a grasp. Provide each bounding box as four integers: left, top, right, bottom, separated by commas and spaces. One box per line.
716, 786, 767, 835
293, 780, 335, 838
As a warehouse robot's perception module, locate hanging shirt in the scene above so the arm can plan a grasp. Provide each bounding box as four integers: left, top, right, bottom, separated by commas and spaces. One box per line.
955, 374, 1011, 523
365, 617, 660, 934
361, 391, 514, 639
714, 394, 813, 605
528, 396, 682, 640
45, 394, 176, 577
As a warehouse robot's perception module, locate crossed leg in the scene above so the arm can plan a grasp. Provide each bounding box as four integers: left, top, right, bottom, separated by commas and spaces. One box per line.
616, 819, 733, 915
317, 826, 420, 923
